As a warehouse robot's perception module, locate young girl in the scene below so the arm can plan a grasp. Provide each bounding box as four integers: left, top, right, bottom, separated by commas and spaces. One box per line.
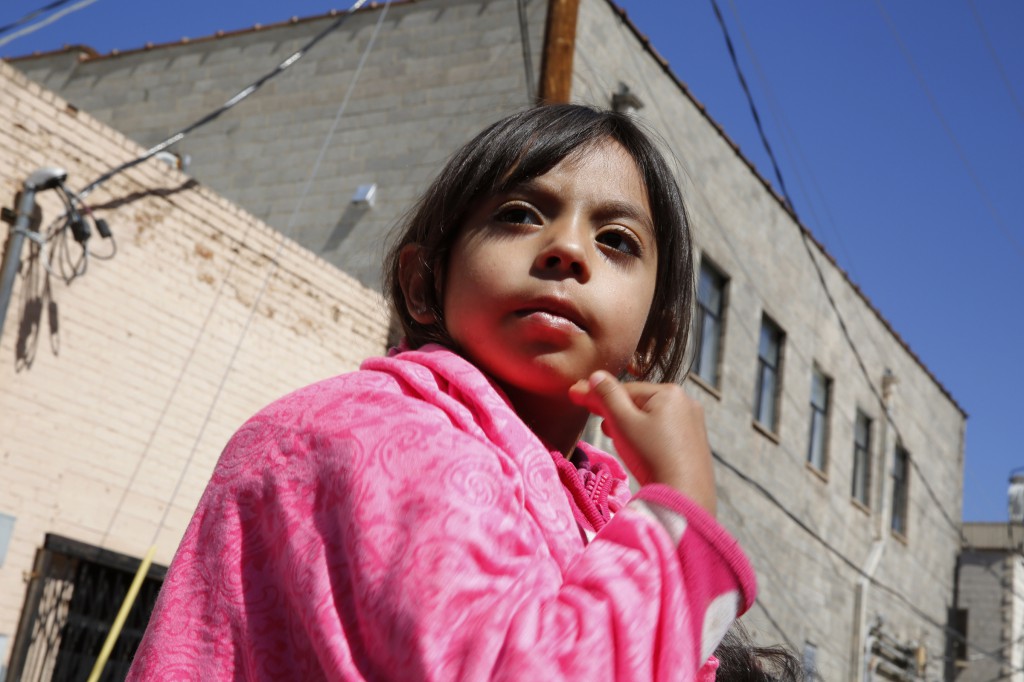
128, 105, 763, 681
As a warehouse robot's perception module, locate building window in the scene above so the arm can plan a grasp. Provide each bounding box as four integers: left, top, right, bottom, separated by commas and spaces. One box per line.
891, 444, 910, 536
6, 534, 166, 681
693, 260, 728, 388
806, 367, 831, 472
753, 315, 784, 432
851, 410, 872, 506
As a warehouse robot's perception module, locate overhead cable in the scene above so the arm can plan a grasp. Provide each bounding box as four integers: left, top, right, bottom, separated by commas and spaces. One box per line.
966, 0, 1024, 124
603, 5, 1010, 664
708, 0, 795, 215
722, 0, 860, 280
713, 0, 969, 550
79, 0, 371, 201
515, 0, 536, 104
0, 0, 100, 49
149, 0, 390, 546
873, 0, 1024, 261
714, 450, 1024, 674
101, 0, 381, 545
0, 0, 80, 37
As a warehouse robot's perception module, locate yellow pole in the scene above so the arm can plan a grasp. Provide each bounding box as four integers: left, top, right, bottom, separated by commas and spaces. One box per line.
86, 545, 157, 682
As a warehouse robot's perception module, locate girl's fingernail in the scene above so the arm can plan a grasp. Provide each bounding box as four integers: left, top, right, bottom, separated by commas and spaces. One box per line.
589, 371, 609, 388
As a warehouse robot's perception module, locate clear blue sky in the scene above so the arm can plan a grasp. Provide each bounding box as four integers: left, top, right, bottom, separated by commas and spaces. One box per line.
2, 0, 1021, 521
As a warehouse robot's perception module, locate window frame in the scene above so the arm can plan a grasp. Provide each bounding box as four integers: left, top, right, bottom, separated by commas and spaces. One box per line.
851, 409, 873, 507
753, 314, 785, 434
692, 258, 729, 390
806, 365, 832, 474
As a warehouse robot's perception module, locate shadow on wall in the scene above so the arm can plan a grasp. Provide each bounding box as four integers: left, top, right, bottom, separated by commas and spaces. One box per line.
322, 200, 371, 254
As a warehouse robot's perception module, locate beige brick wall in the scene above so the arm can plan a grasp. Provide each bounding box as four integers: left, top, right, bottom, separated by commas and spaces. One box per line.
0, 60, 389, 653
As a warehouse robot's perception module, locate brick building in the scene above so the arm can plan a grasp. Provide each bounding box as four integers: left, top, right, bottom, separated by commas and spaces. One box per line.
0, 60, 388, 678
5, 0, 970, 679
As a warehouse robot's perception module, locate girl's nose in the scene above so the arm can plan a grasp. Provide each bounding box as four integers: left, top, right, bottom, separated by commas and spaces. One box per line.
533, 219, 591, 281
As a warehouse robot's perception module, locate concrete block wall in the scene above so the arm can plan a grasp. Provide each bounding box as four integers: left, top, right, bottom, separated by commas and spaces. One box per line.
10, 0, 549, 290
956, 551, 1009, 682
957, 526, 1024, 682
0, 60, 389, 659
573, 2, 965, 680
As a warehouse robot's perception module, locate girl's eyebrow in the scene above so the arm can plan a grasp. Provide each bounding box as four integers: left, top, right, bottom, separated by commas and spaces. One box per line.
592, 200, 655, 238
505, 180, 655, 237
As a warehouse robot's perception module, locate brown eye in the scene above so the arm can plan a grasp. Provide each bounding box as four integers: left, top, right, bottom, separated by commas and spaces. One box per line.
494, 205, 540, 225
597, 229, 642, 257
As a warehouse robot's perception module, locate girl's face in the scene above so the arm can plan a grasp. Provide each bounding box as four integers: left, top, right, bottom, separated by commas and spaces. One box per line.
438, 140, 658, 400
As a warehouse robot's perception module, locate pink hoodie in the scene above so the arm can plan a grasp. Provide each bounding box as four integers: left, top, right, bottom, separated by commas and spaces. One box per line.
129, 345, 756, 680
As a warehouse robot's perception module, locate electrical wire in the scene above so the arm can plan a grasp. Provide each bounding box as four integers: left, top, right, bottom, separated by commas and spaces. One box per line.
722, 0, 860, 281
873, 0, 1024, 261
0, 0, 80, 37
148, 0, 390, 547
966, 0, 1024, 125
598, 9, 1003, 655
714, 450, 1024, 675
100, 0, 386, 546
589, 9, 1024, 672
515, 0, 536, 104
708, 0, 970, 550
78, 0, 371, 201
602, 5, 963, 559
707, 0, 795, 215
0, 0, 100, 49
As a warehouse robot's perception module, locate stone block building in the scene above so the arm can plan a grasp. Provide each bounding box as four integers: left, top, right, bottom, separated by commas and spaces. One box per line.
954, 523, 1024, 682
0, 60, 388, 678
5, 0, 971, 679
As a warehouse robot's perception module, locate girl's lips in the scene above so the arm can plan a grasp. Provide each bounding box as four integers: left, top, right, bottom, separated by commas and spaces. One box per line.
518, 309, 585, 333
515, 297, 587, 332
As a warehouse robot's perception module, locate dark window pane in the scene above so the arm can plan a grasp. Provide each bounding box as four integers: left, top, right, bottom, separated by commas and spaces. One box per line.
694, 262, 726, 387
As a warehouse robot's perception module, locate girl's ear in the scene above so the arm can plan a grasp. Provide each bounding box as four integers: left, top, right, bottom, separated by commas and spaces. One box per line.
398, 244, 435, 324
628, 336, 656, 378
626, 355, 645, 378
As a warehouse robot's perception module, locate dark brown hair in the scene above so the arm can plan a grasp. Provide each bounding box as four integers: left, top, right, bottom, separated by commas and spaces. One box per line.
384, 104, 694, 382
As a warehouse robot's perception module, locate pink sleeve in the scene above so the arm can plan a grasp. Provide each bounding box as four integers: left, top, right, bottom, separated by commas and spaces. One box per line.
129, 407, 754, 681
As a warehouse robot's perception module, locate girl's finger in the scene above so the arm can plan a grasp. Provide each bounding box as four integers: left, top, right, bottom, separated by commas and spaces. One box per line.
583, 371, 660, 423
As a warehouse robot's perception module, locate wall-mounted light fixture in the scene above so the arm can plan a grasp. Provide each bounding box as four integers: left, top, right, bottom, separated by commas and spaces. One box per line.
611, 82, 644, 114
351, 183, 377, 208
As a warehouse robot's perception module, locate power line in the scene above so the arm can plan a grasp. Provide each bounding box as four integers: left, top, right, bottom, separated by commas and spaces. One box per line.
966, 0, 1024, 124
595, 5, 1016, 671
711, 0, 968, 550
707, 0, 795, 215
0, 0, 79, 37
604, 2, 965, 559
515, 0, 536, 104
722, 0, 861, 282
714, 450, 1024, 675
99, 0, 383, 544
873, 0, 1024, 261
151, 0, 390, 545
79, 0, 372, 201
0, 0, 100, 49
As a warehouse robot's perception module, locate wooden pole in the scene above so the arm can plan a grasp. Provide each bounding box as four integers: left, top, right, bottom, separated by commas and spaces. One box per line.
86, 545, 157, 682
537, 0, 581, 104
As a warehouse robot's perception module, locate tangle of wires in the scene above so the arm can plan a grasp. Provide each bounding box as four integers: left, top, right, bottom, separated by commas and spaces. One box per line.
39, 180, 115, 285
12, 177, 115, 370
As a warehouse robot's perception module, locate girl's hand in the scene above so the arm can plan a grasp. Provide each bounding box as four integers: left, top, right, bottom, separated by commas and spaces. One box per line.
569, 371, 716, 517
